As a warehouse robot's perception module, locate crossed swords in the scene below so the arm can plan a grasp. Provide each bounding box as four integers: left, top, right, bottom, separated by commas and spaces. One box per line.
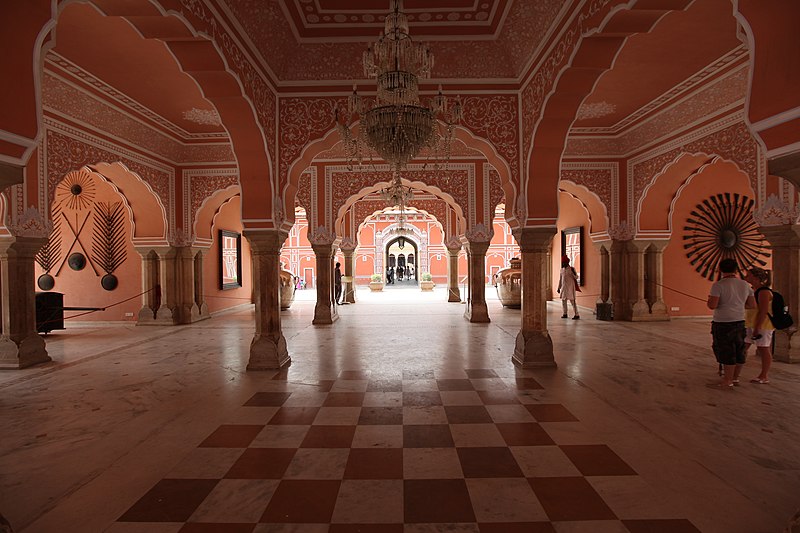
55, 212, 100, 277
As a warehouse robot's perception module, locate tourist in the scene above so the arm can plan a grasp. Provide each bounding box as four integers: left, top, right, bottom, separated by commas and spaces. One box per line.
557, 255, 580, 319
744, 266, 774, 384
334, 262, 342, 305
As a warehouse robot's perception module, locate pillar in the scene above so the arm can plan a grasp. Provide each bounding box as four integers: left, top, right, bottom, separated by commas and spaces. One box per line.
243, 229, 290, 370
310, 234, 338, 325
463, 239, 490, 323
646, 240, 670, 320
341, 240, 357, 304
610, 237, 668, 321
135, 248, 159, 323
175, 246, 201, 323
193, 248, 210, 319
446, 244, 461, 302
511, 227, 556, 368
0, 236, 50, 369
759, 224, 800, 363
153, 246, 178, 325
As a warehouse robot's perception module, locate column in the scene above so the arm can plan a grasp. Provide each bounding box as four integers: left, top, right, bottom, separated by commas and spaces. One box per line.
759, 224, 800, 363
193, 248, 210, 319
646, 240, 670, 320
595, 243, 613, 320
153, 246, 178, 325
0, 236, 50, 369
610, 238, 631, 321
135, 248, 159, 323
311, 236, 338, 325
463, 239, 490, 323
243, 229, 290, 370
175, 246, 200, 323
341, 241, 357, 304
511, 227, 557, 368
446, 244, 461, 302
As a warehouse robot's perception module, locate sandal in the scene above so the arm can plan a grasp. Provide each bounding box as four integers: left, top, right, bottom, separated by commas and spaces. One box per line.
750, 378, 770, 384
732, 379, 740, 386
706, 382, 734, 389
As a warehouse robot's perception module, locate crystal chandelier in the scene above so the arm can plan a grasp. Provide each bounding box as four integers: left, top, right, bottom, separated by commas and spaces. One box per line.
381, 172, 414, 211
335, 0, 462, 171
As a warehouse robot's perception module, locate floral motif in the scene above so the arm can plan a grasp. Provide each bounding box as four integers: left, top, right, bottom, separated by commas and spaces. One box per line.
190, 174, 240, 228
576, 101, 616, 121
183, 108, 222, 126
339, 237, 356, 251
279, 97, 342, 189
753, 194, 800, 226
8, 207, 53, 238
445, 236, 463, 250
308, 225, 337, 245
465, 222, 494, 243
460, 95, 519, 185
560, 168, 612, 216
609, 220, 636, 241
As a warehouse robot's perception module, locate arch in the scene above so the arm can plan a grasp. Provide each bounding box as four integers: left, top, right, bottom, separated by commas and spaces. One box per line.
638, 153, 755, 235
558, 180, 609, 235
19, 0, 276, 226
194, 185, 241, 246
89, 162, 168, 243
523, 0, 694, 225
283, 121, 516, 232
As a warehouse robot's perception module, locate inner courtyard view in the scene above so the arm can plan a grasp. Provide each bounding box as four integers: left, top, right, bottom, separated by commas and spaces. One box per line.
1, 0, 800, 532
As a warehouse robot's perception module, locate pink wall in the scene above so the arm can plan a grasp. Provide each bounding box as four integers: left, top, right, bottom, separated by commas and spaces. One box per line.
553, 191, 600, 310
204, 196, 252, 314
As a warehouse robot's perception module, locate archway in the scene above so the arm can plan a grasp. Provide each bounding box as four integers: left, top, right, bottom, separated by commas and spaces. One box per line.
385, 235, 419, 284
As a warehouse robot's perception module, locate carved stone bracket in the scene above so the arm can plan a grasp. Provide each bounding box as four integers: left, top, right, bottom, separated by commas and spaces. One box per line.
8, 207, 53, 238
445, 235, 462, 251
308, 225, 337, 246
465, 222, 494, 243
754, 194, 800, 226
339, 236, 356, 252
608, 220, 636, 241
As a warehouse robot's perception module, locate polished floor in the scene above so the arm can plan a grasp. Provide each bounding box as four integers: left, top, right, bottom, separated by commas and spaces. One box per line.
1, 287, 799, 533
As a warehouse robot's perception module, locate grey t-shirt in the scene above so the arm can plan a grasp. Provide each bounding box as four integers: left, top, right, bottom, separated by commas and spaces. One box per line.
710, 277, 753, 322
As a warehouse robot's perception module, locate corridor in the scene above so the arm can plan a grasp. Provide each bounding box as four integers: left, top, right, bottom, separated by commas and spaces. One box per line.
1, 289, 798, 532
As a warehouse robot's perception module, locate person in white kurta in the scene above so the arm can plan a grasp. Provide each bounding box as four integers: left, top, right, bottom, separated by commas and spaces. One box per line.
558, 256, 580, 319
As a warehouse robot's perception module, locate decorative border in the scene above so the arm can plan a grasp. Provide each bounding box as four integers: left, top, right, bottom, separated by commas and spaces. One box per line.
561, 161, 618, 227
183, 167, 239, 240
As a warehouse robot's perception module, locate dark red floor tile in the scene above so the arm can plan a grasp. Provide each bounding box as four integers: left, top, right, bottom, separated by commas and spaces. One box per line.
444, 405, 493, 424
479, 523, 556, 533
300, 425, 356, 448
528, 477, 616, 521
119, 479, 218, 522
403, 392, 442, 407
313, 380, 336, 392
623, 519, 702, 533
224, 448, 295, 479
465, 369, 499, 379
330, 525, 404, 533
478, 390, 520, 405
344, 448, 404, 479
403, 370, 435, 380
524, 404, 578, 422
560, 444, 637, 476
268, 407, 320, 425
367, 379, 403, 392
199, 425, 263, 448
260, 480, 341, 523
403, 425, 455, 448
243, 392, 292, 407
324, 392, 366, 407
457, 447, 524, 478
437, 379, 475, 391
404, 479, 476, 523
359, 406, 403, 425
179, 524, 255, 533
339, 370, 371, 380
513, 378, 545, 390
496, 423, 555, 446
271, 370, 289, 381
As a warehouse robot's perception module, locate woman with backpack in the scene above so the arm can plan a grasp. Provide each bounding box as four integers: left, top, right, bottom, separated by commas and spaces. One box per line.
744, 267, 774, 384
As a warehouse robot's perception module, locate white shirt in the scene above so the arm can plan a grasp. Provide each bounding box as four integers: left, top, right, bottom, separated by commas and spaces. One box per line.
710, 276, 753, 322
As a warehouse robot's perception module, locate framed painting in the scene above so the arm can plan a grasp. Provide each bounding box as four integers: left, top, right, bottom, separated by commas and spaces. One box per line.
219, 229, 242, 290
561, 226, 584, 286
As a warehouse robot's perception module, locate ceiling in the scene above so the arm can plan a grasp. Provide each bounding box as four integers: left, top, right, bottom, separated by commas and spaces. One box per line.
45, 0, 744, 146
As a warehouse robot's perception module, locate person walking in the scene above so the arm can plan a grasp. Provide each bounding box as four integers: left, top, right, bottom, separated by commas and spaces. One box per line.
707, 258, 756, 388
744, 266, 774, 384
557, 255, 580, 319
334, 262, 343, 305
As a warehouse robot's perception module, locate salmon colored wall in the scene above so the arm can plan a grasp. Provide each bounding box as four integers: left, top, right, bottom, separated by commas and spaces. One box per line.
662, 161, 768, 316
204, 196, 252, 314
35, 176, 142, 322
553, 192, 599, 310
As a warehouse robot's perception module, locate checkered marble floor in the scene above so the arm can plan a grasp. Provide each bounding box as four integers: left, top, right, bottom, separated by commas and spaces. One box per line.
112, 368, 701, 532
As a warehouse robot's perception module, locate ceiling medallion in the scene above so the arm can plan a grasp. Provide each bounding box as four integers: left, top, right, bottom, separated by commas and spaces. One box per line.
334, 0, 462, 172
683, 193, 769, 280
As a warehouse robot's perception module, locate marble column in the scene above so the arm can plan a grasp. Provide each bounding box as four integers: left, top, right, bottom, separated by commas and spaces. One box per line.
446, 245, 461, 302
135, 248, 159, 323
610, 238, 668, 322
645, 240, 670, 320
341, 241, 357, 304
463, 239, 490, 323
172, 246, 200, 323
311, 242, 338, 325
511, 227, 556, 368
153, 246, 178, 325
0, 236, 50, 369
759, 224, 800, 363
243, 229, 290, 370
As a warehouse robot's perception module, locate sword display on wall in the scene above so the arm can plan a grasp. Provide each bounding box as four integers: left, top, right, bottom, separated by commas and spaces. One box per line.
55, 211, 100, 277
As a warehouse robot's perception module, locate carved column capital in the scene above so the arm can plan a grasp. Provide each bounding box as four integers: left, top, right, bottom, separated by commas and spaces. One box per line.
511, 226, 556, 253
244, 229, 290, 254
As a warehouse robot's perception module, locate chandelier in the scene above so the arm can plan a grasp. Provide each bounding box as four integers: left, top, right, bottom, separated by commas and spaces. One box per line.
381, 172, 414, 211
334, 0, 462, 171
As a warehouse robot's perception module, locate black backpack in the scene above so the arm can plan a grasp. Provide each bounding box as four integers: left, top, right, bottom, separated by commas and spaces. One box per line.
755, 287, 794, 330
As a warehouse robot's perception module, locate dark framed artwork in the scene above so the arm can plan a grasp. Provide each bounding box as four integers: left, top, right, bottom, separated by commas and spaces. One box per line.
561, 226, 584, 286
219, 229, 242, 290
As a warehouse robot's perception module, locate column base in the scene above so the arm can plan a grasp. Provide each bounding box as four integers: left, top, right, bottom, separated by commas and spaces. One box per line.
448, 288, 461, 302
136, 306, 156, 324
512, 330, 556, 368
248, 334, 291, 370
0, 334, 51, 369
464, 302, 490, 323
775, 331, 800, 363
151, 306, 178, 325
312, 303, 340, 325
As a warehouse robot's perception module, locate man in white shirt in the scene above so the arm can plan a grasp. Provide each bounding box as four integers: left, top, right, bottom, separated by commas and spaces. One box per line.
707, 258, 756, 388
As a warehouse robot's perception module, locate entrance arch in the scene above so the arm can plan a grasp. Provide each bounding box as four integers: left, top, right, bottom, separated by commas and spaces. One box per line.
386, 236, 418, 283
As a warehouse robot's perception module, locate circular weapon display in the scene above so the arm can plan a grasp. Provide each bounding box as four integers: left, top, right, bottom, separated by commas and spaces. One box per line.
683, 193, 769, 280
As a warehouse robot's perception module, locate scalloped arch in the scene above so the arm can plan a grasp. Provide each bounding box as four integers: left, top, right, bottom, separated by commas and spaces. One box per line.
558, 180, 609, 235
195, 185, 241, 245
